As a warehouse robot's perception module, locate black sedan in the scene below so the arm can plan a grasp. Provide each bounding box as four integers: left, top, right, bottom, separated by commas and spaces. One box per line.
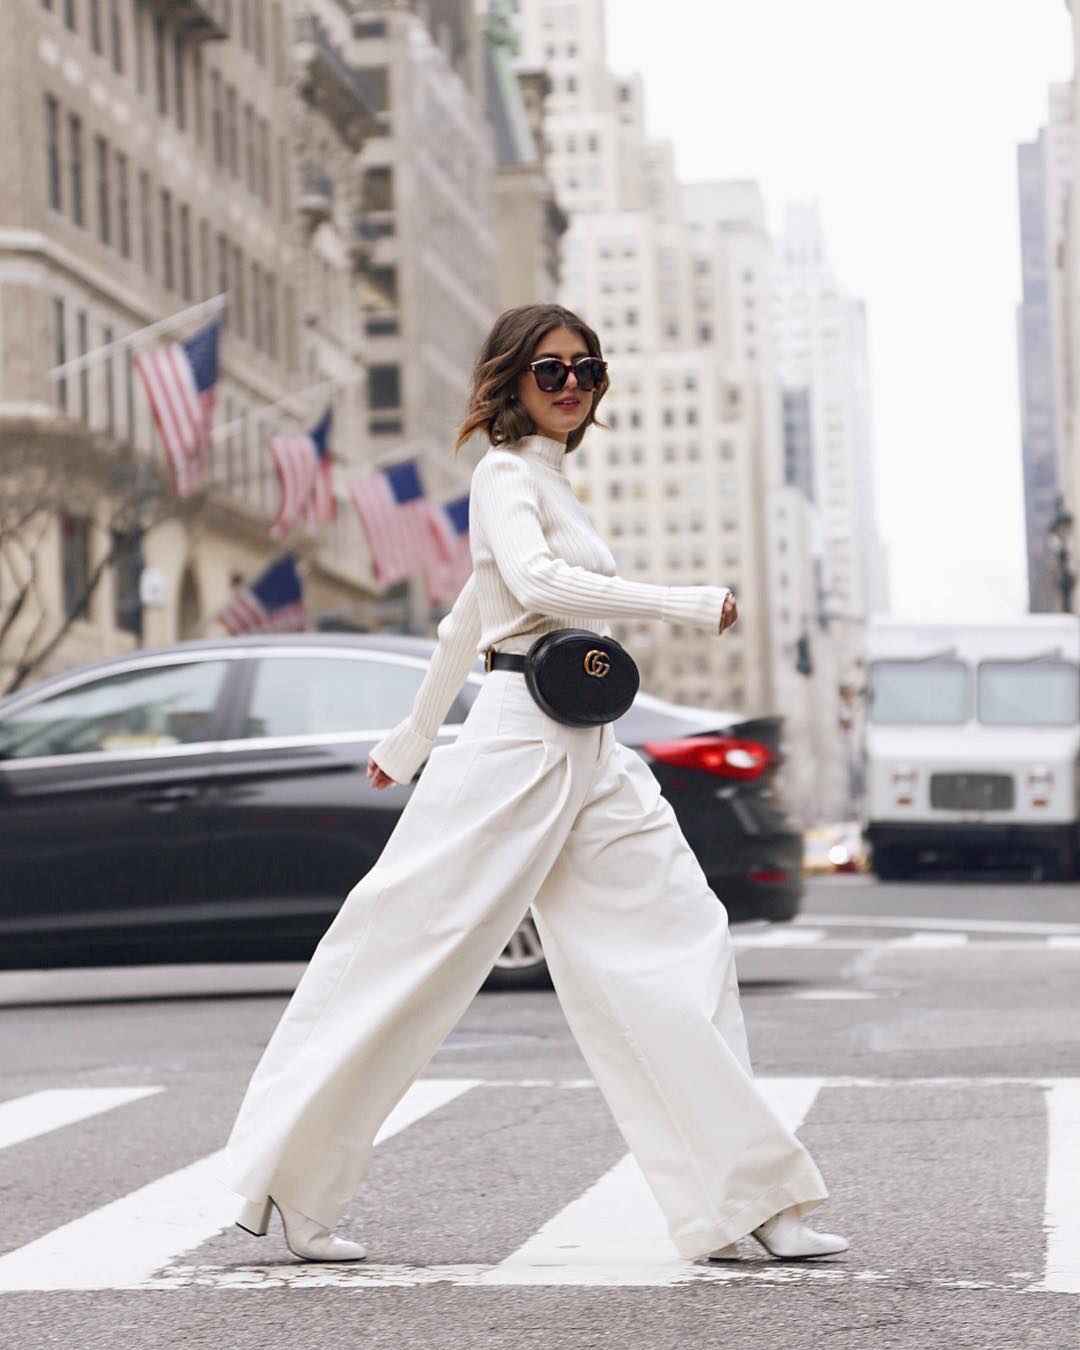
0, 634, 803, 988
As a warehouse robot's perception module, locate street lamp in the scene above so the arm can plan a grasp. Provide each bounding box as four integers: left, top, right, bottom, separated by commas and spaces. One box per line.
1048, 493, 1075, 614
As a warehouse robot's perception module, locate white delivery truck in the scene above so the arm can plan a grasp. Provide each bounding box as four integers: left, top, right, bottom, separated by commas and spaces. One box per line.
862, 614, 1080, 880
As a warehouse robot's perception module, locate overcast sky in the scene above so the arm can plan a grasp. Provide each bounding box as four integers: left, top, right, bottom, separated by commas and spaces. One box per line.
605, 0, 1073, 621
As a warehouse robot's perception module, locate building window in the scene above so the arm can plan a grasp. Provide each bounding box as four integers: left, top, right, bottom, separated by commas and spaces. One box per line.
198, 217, 211, 298
77, 308, 89, 421
265, 273, 278, 360
153, 15, 168, 116
45, 95, 62, 211
258, 117, 271, 204
192, 49, 205, 145
63, 0, 76, 31
277, 136, 290, 219
284, 285, 296, 371
215, 230, 228, 299
173, 33, 186, 130
251, 260, 263, 350
253, 0, 266, 63
112, 528, 142, 637
115, 151, 130, 258
368, 364, 401, 409
109, 0, 123, 73
61, 515, 91, 621
243, 103, 256, 193
210, 71, 224, 166
133, 0, 146, 93
94, 134, 110, 245
233, 244, 246, 336
68, 113, 84, 226
53, 295, 67, 412
102, 323, 116, 435
138, 169, 153, 274
89, 0, 103, 53
178, 203, 192, 300
225, 86, 239, 176
160, 188, 174, 289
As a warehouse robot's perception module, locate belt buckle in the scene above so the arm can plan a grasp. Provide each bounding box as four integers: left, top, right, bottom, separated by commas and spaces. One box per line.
485, 647, 494, 673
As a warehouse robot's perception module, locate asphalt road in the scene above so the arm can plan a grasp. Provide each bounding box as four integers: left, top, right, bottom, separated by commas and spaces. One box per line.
0, 874, 1078, 1350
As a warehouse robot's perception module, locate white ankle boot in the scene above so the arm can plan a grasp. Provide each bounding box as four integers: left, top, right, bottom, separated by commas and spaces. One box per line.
235, 1195, 367, 1262
707, 1205, 848, 1262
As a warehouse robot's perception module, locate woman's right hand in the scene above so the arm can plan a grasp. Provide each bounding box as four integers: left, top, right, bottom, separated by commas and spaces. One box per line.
367, 756, 395, 790
719, 593, 738, 634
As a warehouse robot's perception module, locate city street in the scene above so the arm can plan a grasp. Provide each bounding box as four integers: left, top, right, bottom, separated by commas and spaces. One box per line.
0, 876, 1077, 1349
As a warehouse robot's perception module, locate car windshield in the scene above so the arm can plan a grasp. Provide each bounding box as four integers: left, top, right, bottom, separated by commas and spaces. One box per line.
868, 659, 968, 725
978, 660, 1079, 726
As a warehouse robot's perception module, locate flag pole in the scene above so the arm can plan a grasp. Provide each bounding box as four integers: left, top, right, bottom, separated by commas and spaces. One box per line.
209, 373, 361, 443
48, 293, 228, 380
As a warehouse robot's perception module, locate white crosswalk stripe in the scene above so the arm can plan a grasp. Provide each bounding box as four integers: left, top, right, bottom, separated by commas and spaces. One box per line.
466, 1078, 823, 1287
0, 1088, 161, 1151
1031, 1079, 1080, 1295
0, 1077, 1076, 1294
0, 1079, 479, 1291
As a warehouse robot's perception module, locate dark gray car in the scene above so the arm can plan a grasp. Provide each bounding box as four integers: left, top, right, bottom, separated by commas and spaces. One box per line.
0, 634, 803, 988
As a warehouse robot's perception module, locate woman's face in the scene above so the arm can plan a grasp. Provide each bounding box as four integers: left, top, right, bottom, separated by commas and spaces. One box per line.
515, 325, 596, 443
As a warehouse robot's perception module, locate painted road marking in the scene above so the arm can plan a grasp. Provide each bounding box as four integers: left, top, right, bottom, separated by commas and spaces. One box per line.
464, 1077, 824, 1286
886, 933, 969, 949
0, 1078, 480, 1291
0, 1078, 1075, 1294
1029, 1079, 1080, 1296
0, 1088, 162, 1151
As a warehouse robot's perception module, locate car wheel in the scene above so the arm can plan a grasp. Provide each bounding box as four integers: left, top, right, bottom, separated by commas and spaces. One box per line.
485, 911, 551, 990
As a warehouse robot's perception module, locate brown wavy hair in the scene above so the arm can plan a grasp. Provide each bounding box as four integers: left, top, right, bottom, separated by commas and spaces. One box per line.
452, 304, 609, 456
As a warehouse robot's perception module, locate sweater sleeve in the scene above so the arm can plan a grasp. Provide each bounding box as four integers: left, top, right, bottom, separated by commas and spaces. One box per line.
472, 451, 732, 632
367, 570, 482, 786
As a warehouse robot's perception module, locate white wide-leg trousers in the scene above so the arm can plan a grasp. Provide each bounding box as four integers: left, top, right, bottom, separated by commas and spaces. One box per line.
218, 669, 828, 1259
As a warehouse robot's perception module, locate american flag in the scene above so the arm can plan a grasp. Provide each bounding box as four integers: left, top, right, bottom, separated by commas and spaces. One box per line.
267, 407, 336, 539
216, 553, 308, 635
348, 457, 433, 589
423, 493, 472, 606
133, 317, 221, 498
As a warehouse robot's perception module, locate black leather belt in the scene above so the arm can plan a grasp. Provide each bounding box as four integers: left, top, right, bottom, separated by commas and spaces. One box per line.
485, 648, 527, 673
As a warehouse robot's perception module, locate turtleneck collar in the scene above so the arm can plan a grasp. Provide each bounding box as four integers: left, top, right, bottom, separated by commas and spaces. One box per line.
516, 433, 568, 474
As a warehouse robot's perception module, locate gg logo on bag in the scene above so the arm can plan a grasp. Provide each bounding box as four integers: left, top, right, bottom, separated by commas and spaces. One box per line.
583, 649, 610, 678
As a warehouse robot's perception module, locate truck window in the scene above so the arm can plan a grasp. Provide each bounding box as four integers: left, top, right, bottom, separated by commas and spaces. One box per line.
867, 660, 968, 725
978, 660, 1079, 726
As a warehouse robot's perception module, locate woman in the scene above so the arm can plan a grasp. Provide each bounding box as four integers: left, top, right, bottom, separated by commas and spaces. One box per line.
219, 304, 847, 1266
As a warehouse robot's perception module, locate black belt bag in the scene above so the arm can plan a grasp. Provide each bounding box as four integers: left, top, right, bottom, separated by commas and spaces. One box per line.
485, 628, 640, 727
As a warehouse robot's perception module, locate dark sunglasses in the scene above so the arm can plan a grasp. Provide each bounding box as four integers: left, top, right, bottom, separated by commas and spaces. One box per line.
528, 357, 608, 394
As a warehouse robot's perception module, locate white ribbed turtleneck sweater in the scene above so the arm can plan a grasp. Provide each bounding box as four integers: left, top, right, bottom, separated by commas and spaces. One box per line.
369, 433, 733, 785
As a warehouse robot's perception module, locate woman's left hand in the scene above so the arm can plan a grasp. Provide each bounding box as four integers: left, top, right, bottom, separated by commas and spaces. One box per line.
719, 594, 738, 633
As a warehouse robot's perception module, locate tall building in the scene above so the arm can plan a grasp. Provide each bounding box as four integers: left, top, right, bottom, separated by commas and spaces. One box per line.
510, 0, 774, 724
508, 0, 896, 823
1017, 83, 1074, 613
773, 207, 888, 631
0, 0, 530, 689
481, 8, 567, 308
0, 0, 333, 687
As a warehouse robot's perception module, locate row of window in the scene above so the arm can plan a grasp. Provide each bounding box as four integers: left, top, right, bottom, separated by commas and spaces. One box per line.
46, 101, 292, 364
42, 1, 285, 210
576, 440, 736, 469
43, 0, 281, 83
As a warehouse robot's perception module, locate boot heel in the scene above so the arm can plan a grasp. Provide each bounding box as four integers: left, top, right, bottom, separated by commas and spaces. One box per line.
235, 1196, 272, 1237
